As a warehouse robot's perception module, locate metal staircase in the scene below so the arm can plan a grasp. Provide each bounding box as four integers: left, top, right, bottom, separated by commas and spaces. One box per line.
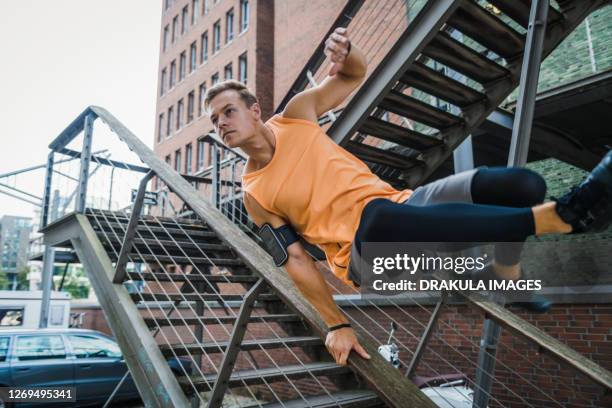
326, 0, 611, 188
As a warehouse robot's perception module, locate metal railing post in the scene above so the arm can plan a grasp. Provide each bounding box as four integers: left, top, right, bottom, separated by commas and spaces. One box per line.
211, 144, 221, 208
406, 292, 446, 378
76, 113, 95, 213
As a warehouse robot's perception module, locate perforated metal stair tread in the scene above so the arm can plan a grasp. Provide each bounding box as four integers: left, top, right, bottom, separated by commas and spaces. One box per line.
160, 336, 322, 356
144, 313, 301, 327
255, 390, 382, 408
100, 235, 231, 252
129, 272, 257, 283
447, 0, 525, 59
401, 62, 486, 107
91, 221, 219, 239
345, 141, 422, 170
487, 0, 563, 28
359, 117, 443, 150
115, 253, 244, 266
378, 90, 464, 130
423, 31, 511, 84
179, 362, 351, 392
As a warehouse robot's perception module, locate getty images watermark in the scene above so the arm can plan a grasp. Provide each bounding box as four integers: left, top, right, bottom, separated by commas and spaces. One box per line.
351, 240, 611, 302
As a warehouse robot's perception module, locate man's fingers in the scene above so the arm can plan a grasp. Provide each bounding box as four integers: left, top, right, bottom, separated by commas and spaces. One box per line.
354, 343, 371, 360
335, 27, 348, 35
329, 62, 342, 76
338, 350, 349, 366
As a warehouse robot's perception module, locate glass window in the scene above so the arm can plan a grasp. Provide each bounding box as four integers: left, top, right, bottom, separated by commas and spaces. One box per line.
160, 68, 167, 95
67, 335, 122, 359
179, 51, 186, 81
239, 53, 247, 84
158, 113, 165, 142
15, 335, 66, 361
177, 99, 184, 129
203, 0, 209, 15
187, 91, 195, 123
185, 143, 193, 174
0, 337, 9, 362
0, 307, 24, 326
198, 82, 206, 117
169, 60, 176, 88
226, 9, 234, 43
167, 106, 174, 136
211, 72, 219, 85
181, 6, 189, 34
172, 15, 179, 42
163, 25, 169, 51
213, 20, 221, 53
197, 139, 206, 170
224, 63, 233, 80
200, 31, 208, 63
240, 0, 249, 32
190, 42, 197, 73
191, 0, 199, 24
175, 150, 182, 172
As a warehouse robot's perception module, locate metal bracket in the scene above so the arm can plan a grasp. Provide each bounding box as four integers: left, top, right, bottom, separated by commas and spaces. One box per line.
208, 279, 266, 408
112, 170, 155, 283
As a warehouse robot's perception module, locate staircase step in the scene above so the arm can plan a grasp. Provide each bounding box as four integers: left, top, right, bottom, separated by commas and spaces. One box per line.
379, 90, 463, 130
423, 31, 510, 85
87, 209, 208, 231
131, 292, 279, 303
160, 336, 322, 356
180, 362, 351, 392
102, 236, 231, 253
360, 117, 442, 151
402, 62, 486, 107
256, 390, 382, 408
448, 1, 525, 59
144, 313, 301, 327
345, 141, 422, 171
92, 221, 219, 240
128, 272, 257, 283
487, 0, 563, 28
116, 253, 244, 267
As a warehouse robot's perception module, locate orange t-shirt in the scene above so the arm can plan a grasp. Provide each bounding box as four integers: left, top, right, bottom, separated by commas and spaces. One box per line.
242, 115, 412, 285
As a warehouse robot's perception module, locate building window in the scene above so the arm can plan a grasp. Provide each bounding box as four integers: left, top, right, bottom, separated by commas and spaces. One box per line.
179, 51, 186, 81
191, 0, 199, 24
240, 0, 249, 32
226, 9, 234, 44
157, 113, 164, 142
181, 6, 189, 35
239, 53, 247, 84
172, 15, 179, 42
213, 20, 221, 53
169, 60, 176, 88
187, 91, 195, 123
165, 155, 171, 164
211, 72, 219, 85
200, 31, 208, 63
175, 149, 182, 173
189, 42, 197, 73
177, 99, 184, 129
164, 0, 172, 11
167, 106, 174, 136
197, 139, 206, 170
163, 25, 169, 51
203, 0, 210, 15
185, 143, 193, 174
224, 63, 233, 80
160, 68, 167, 95
198, 82, 206, 116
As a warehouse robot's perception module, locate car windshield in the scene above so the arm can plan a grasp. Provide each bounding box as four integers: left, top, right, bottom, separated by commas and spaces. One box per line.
67, 334, 122, 359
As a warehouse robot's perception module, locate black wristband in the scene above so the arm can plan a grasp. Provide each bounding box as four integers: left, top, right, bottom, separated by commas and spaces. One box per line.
328, 323, 351, 332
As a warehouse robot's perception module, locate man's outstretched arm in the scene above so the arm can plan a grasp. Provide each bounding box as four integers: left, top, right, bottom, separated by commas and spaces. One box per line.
243, 193, 370, 366
283, 27, 367, 123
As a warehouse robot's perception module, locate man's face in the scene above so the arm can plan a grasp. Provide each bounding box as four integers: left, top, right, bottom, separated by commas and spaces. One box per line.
208, 90, 258, 148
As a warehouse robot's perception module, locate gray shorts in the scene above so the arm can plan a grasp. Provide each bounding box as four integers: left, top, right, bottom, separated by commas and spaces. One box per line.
348, 168, 479, 285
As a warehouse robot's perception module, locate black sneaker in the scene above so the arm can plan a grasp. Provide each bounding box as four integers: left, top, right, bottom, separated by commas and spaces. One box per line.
554, 150, 612, 233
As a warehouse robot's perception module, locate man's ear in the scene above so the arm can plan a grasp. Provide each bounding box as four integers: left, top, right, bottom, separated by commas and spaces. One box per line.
250, 103, 262, 120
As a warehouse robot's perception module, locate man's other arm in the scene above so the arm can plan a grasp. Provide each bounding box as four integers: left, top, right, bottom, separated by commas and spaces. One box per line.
282, 28, 367, 123
243, 193, 370, 365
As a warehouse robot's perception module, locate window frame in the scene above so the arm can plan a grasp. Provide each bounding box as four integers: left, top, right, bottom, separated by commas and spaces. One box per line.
226, 8, 234, 44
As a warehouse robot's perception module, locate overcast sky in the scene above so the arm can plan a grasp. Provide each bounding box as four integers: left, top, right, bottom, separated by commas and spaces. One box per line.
0, 0, 161, 220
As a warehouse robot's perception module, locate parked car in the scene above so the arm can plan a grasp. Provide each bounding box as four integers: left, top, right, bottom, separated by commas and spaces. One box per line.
0, 328, 191, 407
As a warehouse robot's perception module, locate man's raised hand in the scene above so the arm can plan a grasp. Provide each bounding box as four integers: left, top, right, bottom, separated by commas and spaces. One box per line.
325, 27, 351, 76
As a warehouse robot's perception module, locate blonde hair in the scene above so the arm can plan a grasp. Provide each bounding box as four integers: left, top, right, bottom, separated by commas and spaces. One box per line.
204, 80, 258, 113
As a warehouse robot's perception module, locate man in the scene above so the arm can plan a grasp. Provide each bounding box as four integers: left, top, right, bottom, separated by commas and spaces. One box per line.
204, 28, 612, 366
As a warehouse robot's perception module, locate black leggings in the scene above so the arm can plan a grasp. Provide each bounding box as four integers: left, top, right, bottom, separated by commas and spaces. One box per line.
354, 167, 547, 265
